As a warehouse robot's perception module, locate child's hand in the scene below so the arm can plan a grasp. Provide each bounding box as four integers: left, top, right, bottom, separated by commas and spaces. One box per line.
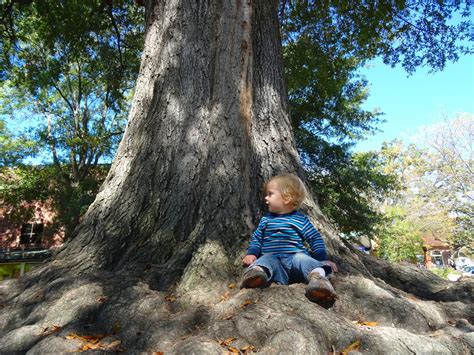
322, 260, 338, 273
242, 255, 257, 266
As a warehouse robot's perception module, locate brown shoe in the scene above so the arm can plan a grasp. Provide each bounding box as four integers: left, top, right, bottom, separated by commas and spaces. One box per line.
305, 272, 337, 307
240, 266, 269, 289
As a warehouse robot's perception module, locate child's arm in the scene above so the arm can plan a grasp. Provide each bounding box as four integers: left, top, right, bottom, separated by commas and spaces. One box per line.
301, 216, 328, 261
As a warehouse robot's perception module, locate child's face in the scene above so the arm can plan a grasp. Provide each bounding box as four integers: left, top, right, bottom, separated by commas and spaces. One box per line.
265, 180, 293, 214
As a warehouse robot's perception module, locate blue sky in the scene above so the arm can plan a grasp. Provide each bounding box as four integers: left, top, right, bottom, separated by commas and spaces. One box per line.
354, 54, 474, 152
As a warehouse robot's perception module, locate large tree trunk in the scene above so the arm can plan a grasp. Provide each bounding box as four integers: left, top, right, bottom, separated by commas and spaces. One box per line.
1, 1, 473, 353
55, 0, 306, 288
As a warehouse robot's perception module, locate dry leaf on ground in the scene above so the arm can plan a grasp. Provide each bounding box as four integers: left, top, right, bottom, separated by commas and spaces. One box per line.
66, 333, 104, 344
341, 340, 361, 354
241, 344, 256, 353
241, 299, 253, 308
65, 333, 125, 352
165, 295, 177, 302
220, 291, 231, 302
40, 325, 62, 336
96, 296, 108, 303
227, 345, 240, 353
355, 321, 379, 327
219, 337, 237, 347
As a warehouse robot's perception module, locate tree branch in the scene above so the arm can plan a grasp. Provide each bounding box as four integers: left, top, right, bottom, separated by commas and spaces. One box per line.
107, 2, 124, 71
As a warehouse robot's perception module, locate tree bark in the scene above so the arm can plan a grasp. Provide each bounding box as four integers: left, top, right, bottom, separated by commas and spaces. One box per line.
55, 0, 312, 289
1, 1, 473, 353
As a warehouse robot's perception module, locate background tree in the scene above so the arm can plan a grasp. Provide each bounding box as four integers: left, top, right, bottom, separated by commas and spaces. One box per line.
375, 115, 474, 262
308, 149, 399, 238
0, 117, 37, 166
376, 205, 424, 263
280, 0, 472, 237
419, 113, 474, 254
0, 0, 144, 236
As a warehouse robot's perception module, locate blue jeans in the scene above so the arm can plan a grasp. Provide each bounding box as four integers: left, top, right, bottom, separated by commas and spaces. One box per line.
250, 253, 327, 285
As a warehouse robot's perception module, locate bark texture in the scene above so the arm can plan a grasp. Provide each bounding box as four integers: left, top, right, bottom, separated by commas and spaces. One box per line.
0, 1, 473, 353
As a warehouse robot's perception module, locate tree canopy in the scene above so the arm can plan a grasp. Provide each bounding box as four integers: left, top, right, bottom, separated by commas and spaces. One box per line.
1, 0, 144, 177
1, 0, 144, 235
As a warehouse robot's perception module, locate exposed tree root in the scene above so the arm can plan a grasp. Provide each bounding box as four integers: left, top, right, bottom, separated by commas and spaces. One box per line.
1, 256, 473, 354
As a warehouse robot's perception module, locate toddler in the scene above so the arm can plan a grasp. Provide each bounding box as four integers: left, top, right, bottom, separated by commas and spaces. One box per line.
241, 174, 337, 305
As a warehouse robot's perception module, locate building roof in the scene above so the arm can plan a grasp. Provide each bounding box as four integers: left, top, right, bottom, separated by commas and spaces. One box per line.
422, 234, 450, 249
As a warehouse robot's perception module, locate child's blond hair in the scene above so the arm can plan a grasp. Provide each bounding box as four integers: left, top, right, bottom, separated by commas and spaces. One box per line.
265, 173, 307, 208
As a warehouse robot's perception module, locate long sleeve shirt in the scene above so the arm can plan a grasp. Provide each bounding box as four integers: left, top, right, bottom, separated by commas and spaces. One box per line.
247, 210, 328, 261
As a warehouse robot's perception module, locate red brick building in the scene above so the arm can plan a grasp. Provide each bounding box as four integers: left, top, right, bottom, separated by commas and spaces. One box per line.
0, 201, 64, 280
422, 234, 452, 268
1, 200, 64, 249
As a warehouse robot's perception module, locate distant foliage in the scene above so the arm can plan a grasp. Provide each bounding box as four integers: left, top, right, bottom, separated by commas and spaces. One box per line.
375, 206, 424, 263
279, 1, 472, 237
375, 114, 473, 261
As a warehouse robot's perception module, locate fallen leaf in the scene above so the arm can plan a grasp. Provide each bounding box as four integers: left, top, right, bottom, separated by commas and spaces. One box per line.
41, 325, 62, 336
66, 333, 89, 342
152, 352, 164, 355
219, 337, 237, 347
222, 314, 235, 320
407, 294, 418, 301
165, 295, 177, 302
241, 299, 253, 308
65, 333, 125, 353
220, 291, 231, 302
86, 335, 105, 343
341, 340, 361, 355
227, 345, 240, 353
80, 343, 100, 351
65, 333, 104, 344
356, 321, 379, 327
228, 283, 237, 289
241, 344, 256, 353
96, 296, 108, 303
103, 340, 123, 350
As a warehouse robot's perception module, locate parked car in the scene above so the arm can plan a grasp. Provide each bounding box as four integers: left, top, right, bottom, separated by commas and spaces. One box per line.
455, 257, 473, 270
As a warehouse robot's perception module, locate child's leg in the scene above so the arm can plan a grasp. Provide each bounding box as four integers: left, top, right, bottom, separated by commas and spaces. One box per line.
281, 253, 336, 306
242, 254, 289, 288
281, 253, 326, 283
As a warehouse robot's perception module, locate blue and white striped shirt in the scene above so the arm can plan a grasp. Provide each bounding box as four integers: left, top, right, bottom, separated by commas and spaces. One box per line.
247, 210, 328, 261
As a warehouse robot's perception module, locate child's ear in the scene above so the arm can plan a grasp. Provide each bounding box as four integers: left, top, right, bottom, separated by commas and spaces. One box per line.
283, 195, 292, 205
